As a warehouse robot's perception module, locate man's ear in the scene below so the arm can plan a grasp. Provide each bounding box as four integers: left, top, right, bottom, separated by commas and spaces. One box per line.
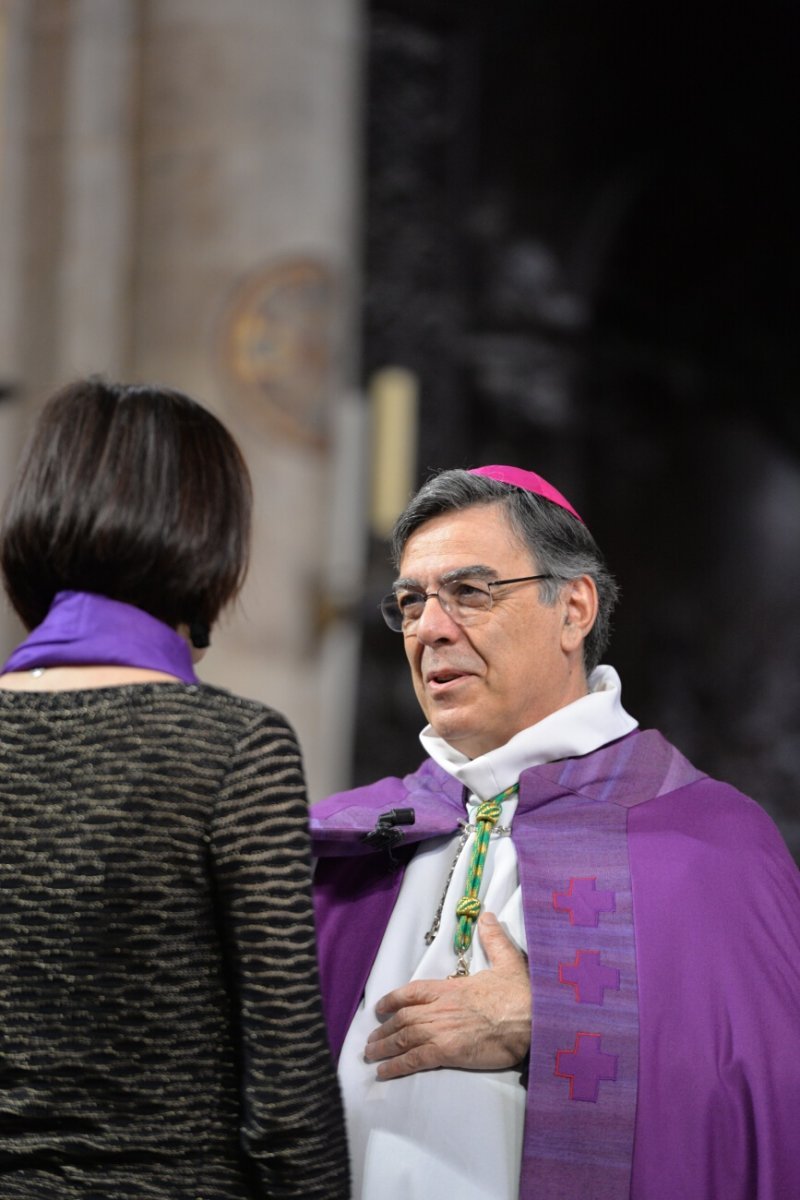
560, 576, 598, 652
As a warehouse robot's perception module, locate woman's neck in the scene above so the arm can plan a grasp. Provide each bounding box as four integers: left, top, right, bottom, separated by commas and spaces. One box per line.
0, 664, 183, 692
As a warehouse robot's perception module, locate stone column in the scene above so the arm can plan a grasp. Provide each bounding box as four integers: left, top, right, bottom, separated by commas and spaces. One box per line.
131, 0, 364, 799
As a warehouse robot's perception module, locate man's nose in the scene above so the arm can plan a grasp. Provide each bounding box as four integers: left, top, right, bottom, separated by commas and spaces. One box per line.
413, 593, 461, 643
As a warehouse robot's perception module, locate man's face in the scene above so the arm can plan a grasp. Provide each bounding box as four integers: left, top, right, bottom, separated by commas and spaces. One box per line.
396, 502, 591, 758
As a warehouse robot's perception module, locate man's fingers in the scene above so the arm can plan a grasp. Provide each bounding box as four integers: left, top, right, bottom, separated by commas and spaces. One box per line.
365, 1018, 429, 1062
374, 1043, 443, 1080
365, 1010, 405, 1044
375, 977, 454, 1016
367, 1020, 459, 1077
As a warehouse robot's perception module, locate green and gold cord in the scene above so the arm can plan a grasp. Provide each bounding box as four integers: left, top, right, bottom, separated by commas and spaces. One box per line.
453, 782, 519, 960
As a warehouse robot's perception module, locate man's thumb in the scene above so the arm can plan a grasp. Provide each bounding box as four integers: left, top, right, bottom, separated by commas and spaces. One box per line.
478, 911, 522, 967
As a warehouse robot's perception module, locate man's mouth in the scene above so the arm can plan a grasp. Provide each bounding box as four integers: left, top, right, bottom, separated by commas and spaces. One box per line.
425, 668, 471, 691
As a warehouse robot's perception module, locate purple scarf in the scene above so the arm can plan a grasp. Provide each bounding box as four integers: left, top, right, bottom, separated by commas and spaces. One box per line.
1, 591, 199, 684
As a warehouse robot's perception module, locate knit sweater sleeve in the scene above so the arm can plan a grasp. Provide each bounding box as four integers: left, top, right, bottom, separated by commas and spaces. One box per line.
209, 708, 350, 1198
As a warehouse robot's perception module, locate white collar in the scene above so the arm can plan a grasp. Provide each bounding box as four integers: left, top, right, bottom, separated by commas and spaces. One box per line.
419, 664, 638, 802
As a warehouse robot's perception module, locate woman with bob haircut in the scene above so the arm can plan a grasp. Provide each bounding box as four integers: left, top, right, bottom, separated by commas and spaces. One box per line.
0, 378, 349, 1199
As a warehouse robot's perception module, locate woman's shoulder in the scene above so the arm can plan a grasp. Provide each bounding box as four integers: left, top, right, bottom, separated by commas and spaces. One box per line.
155, 682, 299, 742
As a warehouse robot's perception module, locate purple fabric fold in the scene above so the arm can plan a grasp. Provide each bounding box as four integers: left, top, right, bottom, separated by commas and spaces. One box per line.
1, 591, 198, 684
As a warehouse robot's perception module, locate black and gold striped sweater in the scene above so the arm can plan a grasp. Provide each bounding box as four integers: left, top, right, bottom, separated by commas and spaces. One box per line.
0, 682, 349, 1199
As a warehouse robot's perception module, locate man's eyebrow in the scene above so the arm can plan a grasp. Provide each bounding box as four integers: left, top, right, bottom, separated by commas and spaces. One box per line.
393, 565, 499, 590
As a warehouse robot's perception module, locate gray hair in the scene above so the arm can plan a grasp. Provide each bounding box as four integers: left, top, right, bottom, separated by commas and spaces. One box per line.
390, 469, 619, 673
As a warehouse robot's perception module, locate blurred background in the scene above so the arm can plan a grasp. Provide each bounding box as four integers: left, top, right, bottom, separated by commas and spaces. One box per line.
1, 0, 798, 858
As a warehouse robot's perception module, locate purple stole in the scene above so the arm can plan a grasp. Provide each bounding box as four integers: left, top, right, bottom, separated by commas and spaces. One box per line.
2, 591, 199, 683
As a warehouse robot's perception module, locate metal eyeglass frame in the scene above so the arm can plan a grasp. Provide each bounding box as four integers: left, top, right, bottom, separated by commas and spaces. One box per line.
380, 574, 555, 632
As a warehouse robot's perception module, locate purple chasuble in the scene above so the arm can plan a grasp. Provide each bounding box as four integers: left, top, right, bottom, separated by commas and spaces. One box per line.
311, 729, 800, 1200
1, 591, 199, 684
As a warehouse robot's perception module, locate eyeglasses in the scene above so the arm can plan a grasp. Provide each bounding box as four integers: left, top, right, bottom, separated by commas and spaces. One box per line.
380, 574, 555, 633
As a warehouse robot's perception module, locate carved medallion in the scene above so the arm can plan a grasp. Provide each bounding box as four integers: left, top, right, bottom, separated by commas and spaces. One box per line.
219, 258, 337, 448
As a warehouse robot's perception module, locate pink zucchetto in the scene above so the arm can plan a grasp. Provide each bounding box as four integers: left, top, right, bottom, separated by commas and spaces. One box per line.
468, 464, 584, 523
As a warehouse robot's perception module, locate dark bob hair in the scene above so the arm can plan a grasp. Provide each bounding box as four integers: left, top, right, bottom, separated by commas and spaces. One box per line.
1, 378, 252, 631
